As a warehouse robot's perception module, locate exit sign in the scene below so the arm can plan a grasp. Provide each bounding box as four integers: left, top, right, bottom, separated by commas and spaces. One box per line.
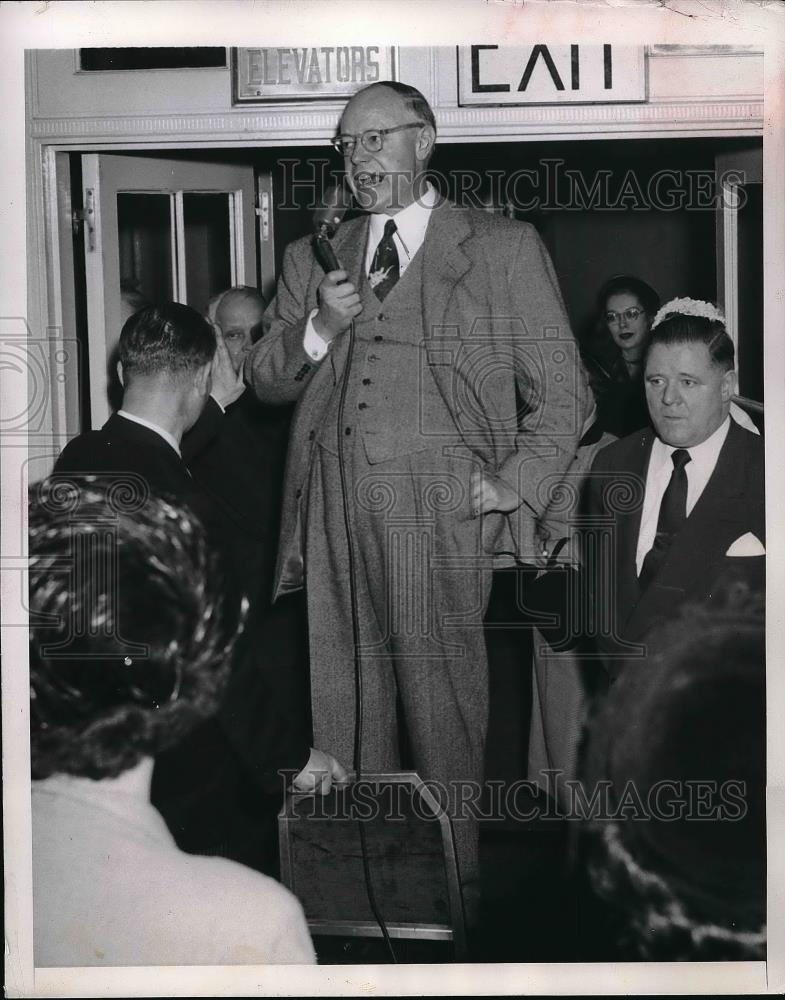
458, 45, 646, 105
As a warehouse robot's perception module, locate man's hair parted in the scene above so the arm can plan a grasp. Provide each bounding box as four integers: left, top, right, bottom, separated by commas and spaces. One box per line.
646, 312, 735, 372
119, 302, 216, 379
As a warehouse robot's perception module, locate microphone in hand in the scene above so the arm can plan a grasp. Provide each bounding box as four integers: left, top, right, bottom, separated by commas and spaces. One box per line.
313, 182, 352, 274
312, 183, 360, 340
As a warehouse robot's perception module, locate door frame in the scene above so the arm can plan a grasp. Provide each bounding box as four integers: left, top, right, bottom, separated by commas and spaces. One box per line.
79, 152, 257, 428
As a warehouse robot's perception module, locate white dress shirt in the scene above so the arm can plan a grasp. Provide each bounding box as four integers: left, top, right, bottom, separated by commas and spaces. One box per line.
635, 416, 731, 575
117, 409, 181, 456
303, 183, 439, 361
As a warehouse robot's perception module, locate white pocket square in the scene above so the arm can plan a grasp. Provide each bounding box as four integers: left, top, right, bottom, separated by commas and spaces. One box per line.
725, 532, 765, 557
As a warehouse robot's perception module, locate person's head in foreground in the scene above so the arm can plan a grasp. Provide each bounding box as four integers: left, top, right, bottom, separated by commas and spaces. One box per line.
29, 478, 316, 966
644, 298, 736, 449
29, 476, 241, 781
582, 581, 765, 960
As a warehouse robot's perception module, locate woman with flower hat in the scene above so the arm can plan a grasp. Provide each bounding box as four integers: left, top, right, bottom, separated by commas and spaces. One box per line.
584, 277, 758, 438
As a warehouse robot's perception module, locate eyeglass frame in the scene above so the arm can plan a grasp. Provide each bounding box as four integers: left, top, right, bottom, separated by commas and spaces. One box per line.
605, 306, 646, 325
331, 122, 426, 156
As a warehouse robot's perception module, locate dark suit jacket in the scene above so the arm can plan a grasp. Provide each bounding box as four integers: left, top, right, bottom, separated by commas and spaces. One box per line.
585, 419, 765, 676
54, 412, 310, 799
182, 390, 294, 607
54, 412, 197, 509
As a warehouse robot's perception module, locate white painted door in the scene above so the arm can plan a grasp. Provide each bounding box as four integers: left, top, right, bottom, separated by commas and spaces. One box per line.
81, 154, 257, 428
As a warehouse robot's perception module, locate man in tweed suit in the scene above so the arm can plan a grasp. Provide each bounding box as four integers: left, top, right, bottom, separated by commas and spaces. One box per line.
246, 81, 589, 910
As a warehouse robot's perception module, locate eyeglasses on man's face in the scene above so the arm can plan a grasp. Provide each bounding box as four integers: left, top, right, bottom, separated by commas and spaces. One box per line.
331, 122, 424, 156
605, 307, 646, 325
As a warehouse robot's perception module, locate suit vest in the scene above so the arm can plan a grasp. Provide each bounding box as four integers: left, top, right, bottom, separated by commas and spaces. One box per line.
316, 246, 458, 464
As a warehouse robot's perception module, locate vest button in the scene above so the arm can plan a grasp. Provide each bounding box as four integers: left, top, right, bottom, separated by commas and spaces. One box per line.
345, 427, 352, 435
374, 335, 383, 342
362, 378, 371, 386
308, 430, 315, 440
377, 313, 385, 321
358, 402, 368, 410
295, 488, 303, 499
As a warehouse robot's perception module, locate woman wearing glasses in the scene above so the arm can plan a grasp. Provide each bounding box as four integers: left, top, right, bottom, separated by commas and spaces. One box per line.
584, 274, 660, 438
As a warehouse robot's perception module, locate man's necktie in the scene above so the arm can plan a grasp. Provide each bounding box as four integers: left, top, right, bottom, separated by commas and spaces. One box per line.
369, 219, 400, 301
638, 447, 691, 590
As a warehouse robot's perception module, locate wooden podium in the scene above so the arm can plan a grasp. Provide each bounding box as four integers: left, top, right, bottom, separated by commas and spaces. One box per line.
278, 772, 467, 959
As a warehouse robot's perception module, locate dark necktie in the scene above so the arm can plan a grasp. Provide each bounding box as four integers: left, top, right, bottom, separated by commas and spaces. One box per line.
638, 447, 691, 590
369, 219, 400, 301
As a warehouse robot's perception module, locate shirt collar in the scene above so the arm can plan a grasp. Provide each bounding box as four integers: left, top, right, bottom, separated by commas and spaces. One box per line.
367, 182, 438, 262
651, 414, 731, 471
117, 410, 181, 456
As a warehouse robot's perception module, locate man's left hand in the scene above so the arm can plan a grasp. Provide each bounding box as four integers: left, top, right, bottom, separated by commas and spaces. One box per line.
209, 322, 245, 408
470, 469, 522, 516
291, 747, 350, 795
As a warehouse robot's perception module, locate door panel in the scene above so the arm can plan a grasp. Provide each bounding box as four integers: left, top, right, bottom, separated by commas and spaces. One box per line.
81, 153, 256, 427
715, 147, 763, 411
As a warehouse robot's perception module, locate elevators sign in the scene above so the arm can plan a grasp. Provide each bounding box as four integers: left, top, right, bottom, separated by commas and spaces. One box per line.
458, 45, 647, 105
232, 47, 395, 102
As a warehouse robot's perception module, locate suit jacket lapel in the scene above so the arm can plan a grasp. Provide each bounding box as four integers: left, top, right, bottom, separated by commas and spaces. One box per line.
623, 420, 749, 639
418, 200, 491, 459
331, 200, 472, 335
333, 216, 370, 291
615, 431, 653, 629
421, 198, 473, 342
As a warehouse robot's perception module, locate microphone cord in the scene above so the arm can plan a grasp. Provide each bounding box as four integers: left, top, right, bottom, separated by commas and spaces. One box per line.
335, 314, 398, 964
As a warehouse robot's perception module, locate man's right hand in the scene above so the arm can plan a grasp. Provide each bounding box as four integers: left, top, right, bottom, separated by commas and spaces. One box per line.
313, 270, 362, 343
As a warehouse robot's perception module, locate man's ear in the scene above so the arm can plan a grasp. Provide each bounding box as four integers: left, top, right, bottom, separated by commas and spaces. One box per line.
721, 367, 737, 402
116, 360, 125, 388
416, 125, 436, 164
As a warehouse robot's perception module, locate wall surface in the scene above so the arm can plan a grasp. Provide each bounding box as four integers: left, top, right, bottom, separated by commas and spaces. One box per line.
27, 45, 763, 145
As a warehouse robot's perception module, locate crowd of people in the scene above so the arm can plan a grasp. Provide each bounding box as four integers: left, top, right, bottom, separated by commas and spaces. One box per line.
29, 80, 766, 966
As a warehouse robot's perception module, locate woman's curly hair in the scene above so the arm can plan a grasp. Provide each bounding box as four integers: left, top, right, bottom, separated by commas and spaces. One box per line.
29, 475, 246, 780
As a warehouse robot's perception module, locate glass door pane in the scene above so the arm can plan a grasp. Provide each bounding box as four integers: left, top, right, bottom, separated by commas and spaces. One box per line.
183, 193, 232, 316
116, 193, 173, 322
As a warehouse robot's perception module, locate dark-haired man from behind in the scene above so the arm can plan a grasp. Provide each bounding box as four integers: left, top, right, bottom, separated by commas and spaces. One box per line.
55, 302, 217, 516
584, 301, 764, 680
55, 303, 346, 874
